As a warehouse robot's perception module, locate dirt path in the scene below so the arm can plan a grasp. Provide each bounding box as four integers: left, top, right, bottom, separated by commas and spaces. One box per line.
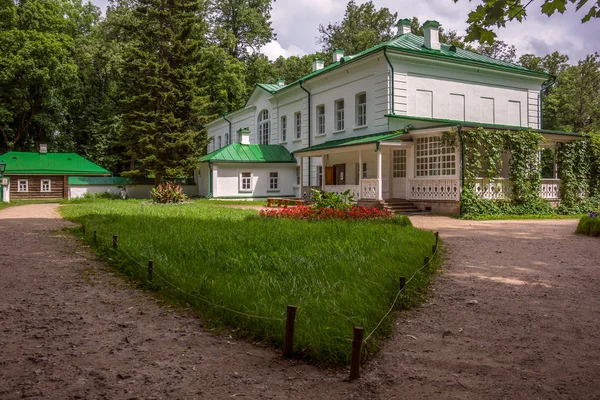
1, 205, 599, 399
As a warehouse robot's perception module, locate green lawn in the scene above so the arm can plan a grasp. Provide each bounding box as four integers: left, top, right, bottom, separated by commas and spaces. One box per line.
463, 213, 585, 221
60, 199, 440, 364
576, 216, 600, 236
0, 199, 64, 211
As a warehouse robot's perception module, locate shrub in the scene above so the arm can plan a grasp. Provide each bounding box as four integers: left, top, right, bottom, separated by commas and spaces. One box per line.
151, 181, 188, 204
576, 213, 600, 236
311, 189, 354, 210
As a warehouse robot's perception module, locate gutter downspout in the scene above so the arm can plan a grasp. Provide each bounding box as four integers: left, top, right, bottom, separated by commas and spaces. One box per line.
383, 47, 394, 115
457, 125, 465, 217
539, 76, 557, 129
207, 161, 213, 198
222, 113, 232, 144
300, 80, 311, 187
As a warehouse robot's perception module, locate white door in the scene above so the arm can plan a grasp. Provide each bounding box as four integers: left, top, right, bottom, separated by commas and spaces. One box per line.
391, 149, 407, 199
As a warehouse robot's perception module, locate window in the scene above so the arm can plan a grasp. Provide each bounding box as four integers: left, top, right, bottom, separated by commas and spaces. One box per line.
296, 166, 300, 185
393, 150, 407, 178
415, 137, 456, 177
316, 166, 323, 186
18, 179, 28, 192
269, 172, 279, 190
240, 172, 252, 192
316, 105, 325, 135
295, 112, 302, 139
258, 109, 270, 144
362, 162, 367, 179
41, 179, 51, 192
334, 99, 344, 131
355, 92, 366, 127
218, 136, 222, 149
281, 115, 287, 142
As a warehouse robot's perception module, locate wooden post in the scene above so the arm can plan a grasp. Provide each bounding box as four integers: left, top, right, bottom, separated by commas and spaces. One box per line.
425, 256, 430, 266
82, 225, 86, 234
399, 276, 406, 291
435, 231, 439, 246
432, 244, 436, 254
148, 260, 154, 282
349, 326, 364, 380
113, 235, 118, 250
93, 231, 97, 243
283, 305, 297, 357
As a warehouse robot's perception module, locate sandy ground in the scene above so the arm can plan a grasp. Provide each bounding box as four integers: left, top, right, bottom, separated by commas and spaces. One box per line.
0, 204, 599, 399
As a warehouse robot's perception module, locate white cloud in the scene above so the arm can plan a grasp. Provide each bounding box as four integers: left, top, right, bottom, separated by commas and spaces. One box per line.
260, 41, 306, 60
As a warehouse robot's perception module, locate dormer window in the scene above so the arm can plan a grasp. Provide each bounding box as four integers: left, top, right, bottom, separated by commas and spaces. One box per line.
258, 109, 270, 144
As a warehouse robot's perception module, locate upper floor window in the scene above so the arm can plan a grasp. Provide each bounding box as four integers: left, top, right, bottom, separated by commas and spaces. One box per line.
281, 115, 287, 142
295, 112, 302, 139
258, 109, 270, 144
334, 99, 344, 131
415, 137, 456, 177
355, 92, 366, 127
316, 105, 325, 135
218, 136, 222, 149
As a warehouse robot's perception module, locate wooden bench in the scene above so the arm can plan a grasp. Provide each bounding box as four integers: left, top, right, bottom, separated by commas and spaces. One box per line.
267, 198, 305, 208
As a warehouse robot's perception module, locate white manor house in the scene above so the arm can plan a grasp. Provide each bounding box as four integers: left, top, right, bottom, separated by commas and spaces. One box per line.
199, 19, 579, 213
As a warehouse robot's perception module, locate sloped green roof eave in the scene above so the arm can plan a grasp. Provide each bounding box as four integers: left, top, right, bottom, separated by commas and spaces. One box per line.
200, 143, 297, 163
294, 131, 407, 154
0, 152, 111, 175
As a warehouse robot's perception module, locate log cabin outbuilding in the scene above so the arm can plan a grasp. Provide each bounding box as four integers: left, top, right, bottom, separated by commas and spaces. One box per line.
0, 146, 110, 202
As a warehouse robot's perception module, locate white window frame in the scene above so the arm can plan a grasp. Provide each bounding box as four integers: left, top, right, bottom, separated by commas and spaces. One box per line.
281, 115, 287, 142
41, 179, 51, 192
296, 166, 300, 186
334, 99, 344, 132
316, 165, 323, 186
355, 92, 367, 128
218, 136, 222, 149
294, 112, 302, 140
18, 179, 28, 192
362, 162, 367, 179
268, 171, 279, 191
415, 136, 456, 177
316, 105, 325, 135
239, 172, 252, 192
392, 150, 407, 178
258, 109, 270, 145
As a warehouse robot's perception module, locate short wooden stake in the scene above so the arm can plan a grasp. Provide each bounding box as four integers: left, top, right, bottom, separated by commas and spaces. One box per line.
283, 305, 297, 357
148, 260, 154, 281
93, 231, 97, 243
435, 231, 439, 246
82, 225, 86, 234
432, 244, 437, 254
425, 256, 430, 266
350, 326, 364, 380
113, 235, 118, 250
399, 276, 406, 291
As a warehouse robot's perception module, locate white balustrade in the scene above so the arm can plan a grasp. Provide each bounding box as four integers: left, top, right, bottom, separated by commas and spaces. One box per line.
409, 179, 460, 201
540, 179, 560, 200
474, 178, 512, 199
323, 185, 360, 200
360, 179, 379, 200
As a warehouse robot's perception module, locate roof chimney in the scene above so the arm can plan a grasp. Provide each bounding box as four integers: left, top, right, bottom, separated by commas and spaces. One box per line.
396, 18, 412, 36
423, 20, 441, 50
277, 78, 285, 86
312, 58, 325, 72
238, 128, 250, 145
333, 49, 344, 63
39, 143, 47, 154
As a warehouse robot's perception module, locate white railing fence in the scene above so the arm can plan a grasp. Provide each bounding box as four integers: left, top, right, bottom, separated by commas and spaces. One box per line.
360, 179, 379, 200
409, 179, 460, 201
540, 179, 560, 200
475, 178, 561, 200
322, 185, 361, 200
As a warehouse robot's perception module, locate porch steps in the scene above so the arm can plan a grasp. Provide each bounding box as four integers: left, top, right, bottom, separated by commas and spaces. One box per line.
382, 199, 424, 215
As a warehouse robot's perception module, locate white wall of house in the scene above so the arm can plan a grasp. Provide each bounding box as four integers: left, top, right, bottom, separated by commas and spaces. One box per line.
2, 178, 9, 202
211, 163, 296, 198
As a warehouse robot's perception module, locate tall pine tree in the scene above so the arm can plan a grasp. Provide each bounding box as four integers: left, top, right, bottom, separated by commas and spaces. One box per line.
119, 0, 209, 183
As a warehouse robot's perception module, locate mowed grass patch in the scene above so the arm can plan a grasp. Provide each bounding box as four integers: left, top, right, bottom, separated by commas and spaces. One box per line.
576, 216, 600, 236
61, 200, 440, 364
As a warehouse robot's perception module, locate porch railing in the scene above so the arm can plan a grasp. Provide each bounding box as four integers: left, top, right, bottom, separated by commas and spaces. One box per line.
540, 179, 560, 200
323, 185, 361, 200
360, 179, 379, 200
474, 178, 561, 200
409, 179, 460, 201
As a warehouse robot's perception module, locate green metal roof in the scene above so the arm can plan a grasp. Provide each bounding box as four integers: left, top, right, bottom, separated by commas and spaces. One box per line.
253, 33, 549, 98
68, 176, 131, 185
294, 131, 406, 154
385, 114, 584, 137
0, 152, 111, 175
200, 143, 296, 163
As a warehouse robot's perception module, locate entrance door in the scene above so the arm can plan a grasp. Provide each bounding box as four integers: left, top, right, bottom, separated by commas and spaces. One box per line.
333, 164, 346, 185
391, 149, 407, 198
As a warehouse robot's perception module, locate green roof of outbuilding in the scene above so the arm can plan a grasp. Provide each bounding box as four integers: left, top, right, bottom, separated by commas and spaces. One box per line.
0, 152, 111, 175
294, 131, 406, 154
68, 176, 131, 185
200, 143, 296, 163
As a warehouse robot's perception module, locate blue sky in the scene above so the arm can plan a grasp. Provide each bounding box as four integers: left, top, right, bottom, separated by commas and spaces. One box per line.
91, 0, 600, 63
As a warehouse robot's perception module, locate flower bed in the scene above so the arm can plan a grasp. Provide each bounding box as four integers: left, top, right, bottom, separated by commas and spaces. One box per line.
259, 205, 395, 220
576, 212, 600, 236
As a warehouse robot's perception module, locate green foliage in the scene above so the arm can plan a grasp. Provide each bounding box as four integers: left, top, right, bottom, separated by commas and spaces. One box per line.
311, 188, 354, 210
150, 181, 189, 204
455, 0, 600, 44
61, 199, 440, 364
576, 215, 600, 236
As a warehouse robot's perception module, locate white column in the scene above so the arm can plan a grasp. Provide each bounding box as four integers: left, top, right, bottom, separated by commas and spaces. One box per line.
358, 150, 363, 180
377, 150, 383, 200
322, 155, 326, 189
299, 156, 304, 199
